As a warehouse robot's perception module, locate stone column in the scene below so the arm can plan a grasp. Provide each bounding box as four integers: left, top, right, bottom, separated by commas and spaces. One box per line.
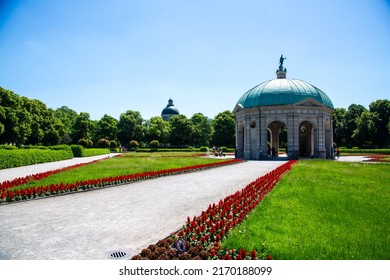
287, 113, 299, 159
259, 115, 268, 160
317, 116, 326, 158
244, 116, 251, 159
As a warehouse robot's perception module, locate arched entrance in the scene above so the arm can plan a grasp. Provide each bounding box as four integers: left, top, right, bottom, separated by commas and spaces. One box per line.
299, 121, 314, 157
267, 121, 287, 158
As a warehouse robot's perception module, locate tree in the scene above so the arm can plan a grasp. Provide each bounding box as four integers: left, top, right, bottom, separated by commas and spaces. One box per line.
145, 116, 170, 145
212, 110, 235, 147
332, 108, 347, 147
0, 87, 32, 145
117, 110, 145, 146
368, 99, 390, 147
0, 105, 5, 137
54, 106, 78, 144
71, 112, 94, 143
352, 111, 379, 147
345, 104, 367, 147
191, 113, 212, 147
169, 115, 194, 147
96, 114, 118, 141
23, 98, 63, 145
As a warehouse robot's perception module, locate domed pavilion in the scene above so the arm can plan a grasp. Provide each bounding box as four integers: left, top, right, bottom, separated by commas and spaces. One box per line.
233, 55, 334, 160
161, 98, 179, 121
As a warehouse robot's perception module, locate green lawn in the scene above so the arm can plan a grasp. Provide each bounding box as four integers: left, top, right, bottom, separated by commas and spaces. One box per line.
19, 153, 225, 189
222, 160, 390, 260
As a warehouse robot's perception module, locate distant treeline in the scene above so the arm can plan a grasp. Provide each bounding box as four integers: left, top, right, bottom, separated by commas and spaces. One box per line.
0, 86, 235, 148
332, 100, 390, 148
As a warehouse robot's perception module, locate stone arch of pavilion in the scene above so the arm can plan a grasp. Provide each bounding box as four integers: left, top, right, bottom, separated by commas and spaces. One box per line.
267, 120, 287, 157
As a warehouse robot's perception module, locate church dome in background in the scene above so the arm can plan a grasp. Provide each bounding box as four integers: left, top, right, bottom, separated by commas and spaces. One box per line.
161, 98, 179, 121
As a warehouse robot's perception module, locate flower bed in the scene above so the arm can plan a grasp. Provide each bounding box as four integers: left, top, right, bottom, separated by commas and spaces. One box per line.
0, 159, 106, 192
0, 158, 242, 204
131, 160, 297, 260
364, 155, 390, 163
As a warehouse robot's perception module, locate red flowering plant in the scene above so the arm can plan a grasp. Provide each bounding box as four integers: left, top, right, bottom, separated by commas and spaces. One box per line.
0, 157, 113, 192
0, 158, 242, 203
131, 160, 297, 260
364, 155, 390, 163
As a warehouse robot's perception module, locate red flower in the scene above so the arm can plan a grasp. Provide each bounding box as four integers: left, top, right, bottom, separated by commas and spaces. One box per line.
250, 249, 257, 260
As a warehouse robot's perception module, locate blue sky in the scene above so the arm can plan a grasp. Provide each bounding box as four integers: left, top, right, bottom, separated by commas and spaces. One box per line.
1, 0, 389, 121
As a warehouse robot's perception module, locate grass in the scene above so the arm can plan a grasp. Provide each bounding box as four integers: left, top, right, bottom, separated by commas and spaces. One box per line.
222, 160, 390, 260
18, 152, 226, 190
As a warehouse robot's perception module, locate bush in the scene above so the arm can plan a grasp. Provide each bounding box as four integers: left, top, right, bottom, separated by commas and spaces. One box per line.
98, 138, 110, 148
82, 148, 110, 157
0, 145, 18, 150
21, 145, 48, 150
199, 146, 209, 152
339, 148, 390, 155
129, 140, 139, 150
150, 140, 160, 150
109, 140, 118, 149
77, 138, 93, 148
70, 144, 110, 157
0, 146, 73, 169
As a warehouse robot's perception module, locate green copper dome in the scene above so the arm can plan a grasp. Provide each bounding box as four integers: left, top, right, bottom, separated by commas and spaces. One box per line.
237, 78, 334, 109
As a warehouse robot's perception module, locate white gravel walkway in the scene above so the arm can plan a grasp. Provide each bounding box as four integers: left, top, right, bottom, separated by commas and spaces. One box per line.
0, 158, 286, 260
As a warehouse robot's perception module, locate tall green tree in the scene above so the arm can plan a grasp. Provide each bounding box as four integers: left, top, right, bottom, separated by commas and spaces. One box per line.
117, 110, 145, 146
332, 108, 347, 147
169, 115, 194, 147
368, 99, 390, 147
212, 110, 235, 147
96, 114, 118, 141
145, 116, 170, 144
23, 98, 63, 145
71, 112, 94, 143
191, 113, 212, 147
0, 87, 32, 145
54, 106, 78, 144
352, 111, 379, 147
0, 105, 5, 137
345, 104, 367, 147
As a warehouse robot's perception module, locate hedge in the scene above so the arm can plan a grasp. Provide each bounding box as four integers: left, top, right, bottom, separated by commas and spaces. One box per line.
70, 145, 110, 157
136, 147, 236, 153
0, 145, 73, 170
339, 148, 390, 155
81, 148, 110, 157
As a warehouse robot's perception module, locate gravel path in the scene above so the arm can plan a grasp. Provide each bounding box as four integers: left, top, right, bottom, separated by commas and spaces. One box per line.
0, 159, 286, 260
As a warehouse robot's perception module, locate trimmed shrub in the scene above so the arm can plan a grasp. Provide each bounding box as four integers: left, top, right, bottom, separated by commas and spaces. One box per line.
70, 145, 84, 157
129, 140, 139, 150
109, 140, 118, 149
339, 148, 390, 155
21, 145, 48, 150
0, 145, 18, 150
150, 140, 160, 150
199, 146, 208, 152
0, 146, 73, 169
81, 148, 110, 157
77, 138, 93, 148
71, 145, 110, 157
98, 138, 110, 148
